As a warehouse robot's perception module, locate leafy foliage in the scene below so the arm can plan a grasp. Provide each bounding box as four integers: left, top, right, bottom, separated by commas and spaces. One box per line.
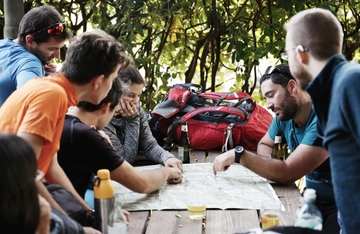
2, 0, 360, 110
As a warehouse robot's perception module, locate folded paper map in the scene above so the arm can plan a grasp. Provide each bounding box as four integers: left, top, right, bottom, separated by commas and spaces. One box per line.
113, 163, 281, 211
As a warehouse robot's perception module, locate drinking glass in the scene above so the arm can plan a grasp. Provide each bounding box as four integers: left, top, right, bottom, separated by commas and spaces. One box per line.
260, 200, 281, 229
186, 184, 207, 220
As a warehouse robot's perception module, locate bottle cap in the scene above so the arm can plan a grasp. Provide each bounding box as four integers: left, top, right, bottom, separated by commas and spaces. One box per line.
303, 188, 316, 201
97, 169, 111, 179
94, 169, 114, 199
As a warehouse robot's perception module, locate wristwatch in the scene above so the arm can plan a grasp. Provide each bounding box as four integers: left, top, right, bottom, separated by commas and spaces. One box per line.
234, 146, 245, 163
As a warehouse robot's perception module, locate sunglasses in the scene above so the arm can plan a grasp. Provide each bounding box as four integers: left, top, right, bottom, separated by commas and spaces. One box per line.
32, 21, 65, 36
264, 66, 281, 75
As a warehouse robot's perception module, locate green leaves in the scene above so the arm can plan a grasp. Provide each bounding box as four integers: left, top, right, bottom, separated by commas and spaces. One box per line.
6, 0, 359, 108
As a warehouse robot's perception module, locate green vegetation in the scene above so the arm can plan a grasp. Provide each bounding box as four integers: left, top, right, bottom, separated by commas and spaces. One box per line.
1, 0, 359, 110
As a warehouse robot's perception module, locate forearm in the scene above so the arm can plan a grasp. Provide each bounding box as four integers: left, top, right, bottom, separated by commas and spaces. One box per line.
36, 195, 51, 234
143, 140, 174, 164
139, 109, 171, 164
138, 168, 171, 193
240, 151, 298, 184
111, 162, 171, 194
256, 142, 273, 158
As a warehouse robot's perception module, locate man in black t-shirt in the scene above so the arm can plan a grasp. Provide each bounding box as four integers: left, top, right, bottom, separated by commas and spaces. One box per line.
58, 78, 182, 199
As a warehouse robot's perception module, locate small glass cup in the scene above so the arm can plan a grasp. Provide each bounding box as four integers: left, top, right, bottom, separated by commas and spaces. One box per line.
186, 184, 207, 220
260, 200, 281, 229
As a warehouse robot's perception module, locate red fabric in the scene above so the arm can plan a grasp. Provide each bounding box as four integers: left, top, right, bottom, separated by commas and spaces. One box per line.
172, 105, 273, 151
151, 83, 273, 151
168, 87, 191, 108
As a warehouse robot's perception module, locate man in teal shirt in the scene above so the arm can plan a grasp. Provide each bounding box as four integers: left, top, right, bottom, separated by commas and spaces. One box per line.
212, 64, 339, 233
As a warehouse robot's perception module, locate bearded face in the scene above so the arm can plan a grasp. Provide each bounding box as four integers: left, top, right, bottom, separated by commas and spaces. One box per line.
277, 88, 298, 121
261, 79, 298, 121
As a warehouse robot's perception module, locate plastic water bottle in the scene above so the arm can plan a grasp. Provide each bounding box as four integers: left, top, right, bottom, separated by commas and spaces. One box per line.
294, 188, 323, 230
108, 193, 127, 234
94, 169, 115, 234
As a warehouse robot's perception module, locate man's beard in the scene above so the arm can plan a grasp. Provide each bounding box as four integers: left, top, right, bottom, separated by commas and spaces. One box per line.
277, 91, 298, 121
31, 46, 48, 65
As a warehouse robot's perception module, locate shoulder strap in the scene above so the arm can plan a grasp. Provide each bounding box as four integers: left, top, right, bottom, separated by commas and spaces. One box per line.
163, 106, 248, 149
214, 96, 255, 125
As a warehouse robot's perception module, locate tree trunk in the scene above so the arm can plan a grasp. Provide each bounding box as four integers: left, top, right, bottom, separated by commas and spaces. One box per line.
4, 0, 24, 39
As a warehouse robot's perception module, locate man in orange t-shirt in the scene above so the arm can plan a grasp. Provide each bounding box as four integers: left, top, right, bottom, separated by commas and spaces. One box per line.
0, 29, 132, 222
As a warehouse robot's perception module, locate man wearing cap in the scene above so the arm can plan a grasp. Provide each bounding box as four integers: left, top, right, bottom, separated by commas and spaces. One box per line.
0, 5, 72, 106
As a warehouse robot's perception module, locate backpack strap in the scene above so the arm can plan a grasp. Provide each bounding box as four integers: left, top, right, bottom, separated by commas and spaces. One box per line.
197, 91, 251, 101
164, 106, 247, 149
214, 96, 255, 125
222, 123, 235, 152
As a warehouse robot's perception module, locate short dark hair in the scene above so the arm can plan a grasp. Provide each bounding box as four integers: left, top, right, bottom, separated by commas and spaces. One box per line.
77, 77, 122, 112
259, 64, 295, 88
18, 5, 72, 43
285, 8, 343, 60
0, 134, 40, 234
61, 29, 132, 85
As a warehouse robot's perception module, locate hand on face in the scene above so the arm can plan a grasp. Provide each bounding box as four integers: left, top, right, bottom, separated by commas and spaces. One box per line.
43, 63, 57, 76
116, 99, 138, 117
164, 157, 183, 172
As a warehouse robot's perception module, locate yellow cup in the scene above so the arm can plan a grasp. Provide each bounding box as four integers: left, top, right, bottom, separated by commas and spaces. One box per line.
260, 200, 281, 229
186, 184, 207, 220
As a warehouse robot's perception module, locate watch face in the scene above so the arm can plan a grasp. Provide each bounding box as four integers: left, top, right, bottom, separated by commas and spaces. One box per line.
235, 146, 244, 153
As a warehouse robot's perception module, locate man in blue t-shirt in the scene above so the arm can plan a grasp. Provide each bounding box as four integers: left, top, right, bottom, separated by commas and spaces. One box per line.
212, 64, 339, 233
0, 5, 72, 106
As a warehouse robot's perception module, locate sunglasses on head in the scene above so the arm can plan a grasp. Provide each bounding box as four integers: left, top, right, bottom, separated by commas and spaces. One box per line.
263, 66, 295, 83
32, 21, 65, 36
264, 66, 281, 75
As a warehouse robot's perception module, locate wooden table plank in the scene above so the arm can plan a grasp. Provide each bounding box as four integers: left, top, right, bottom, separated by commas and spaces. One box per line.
170, 149, 208, 163
128, 211, 149, 234
145, 210, 203, 234
129, 152, 300, 234
206, 210, 260, 234
271, 184, 300, 226
206, 151, 221, 163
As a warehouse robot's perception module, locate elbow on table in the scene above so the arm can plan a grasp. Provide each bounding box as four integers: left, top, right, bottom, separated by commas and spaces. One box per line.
273, 176, 298, 186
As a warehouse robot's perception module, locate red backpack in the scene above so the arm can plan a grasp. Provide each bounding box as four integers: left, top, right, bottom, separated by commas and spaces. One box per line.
149, 84, 273, 151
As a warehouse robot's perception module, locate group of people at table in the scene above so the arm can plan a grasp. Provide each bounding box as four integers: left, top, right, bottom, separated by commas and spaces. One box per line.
0, 4, 358, 234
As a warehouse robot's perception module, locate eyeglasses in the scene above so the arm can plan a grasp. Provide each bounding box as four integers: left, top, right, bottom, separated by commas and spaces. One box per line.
32, 21, 65, 36
35, 169, 44, 183
281, 45, 309, 61
264, 66, 281, 75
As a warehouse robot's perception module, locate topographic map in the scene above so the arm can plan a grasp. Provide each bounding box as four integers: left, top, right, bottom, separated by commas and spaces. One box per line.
113, 163, 280, 211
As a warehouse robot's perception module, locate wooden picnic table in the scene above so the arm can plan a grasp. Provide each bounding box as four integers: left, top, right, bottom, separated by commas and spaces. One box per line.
128, 150, 300, 234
